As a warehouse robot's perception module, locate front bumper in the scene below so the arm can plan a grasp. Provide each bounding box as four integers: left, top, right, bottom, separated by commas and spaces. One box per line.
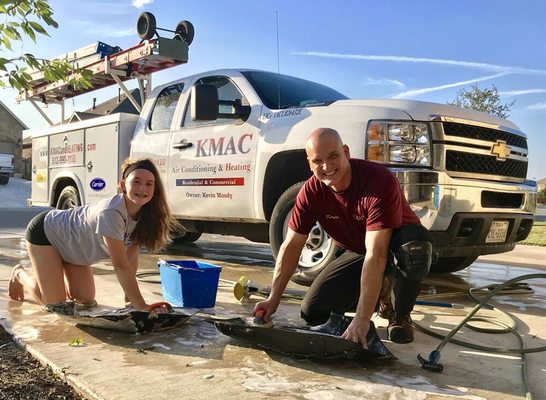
0, 166, 13, 177
393, 170, 536, 258
429, 211, 533, 258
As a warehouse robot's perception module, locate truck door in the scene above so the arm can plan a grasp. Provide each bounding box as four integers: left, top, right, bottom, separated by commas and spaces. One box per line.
31, 136, 49, 205
168, 75, 258, 219
131, 83, 185, 193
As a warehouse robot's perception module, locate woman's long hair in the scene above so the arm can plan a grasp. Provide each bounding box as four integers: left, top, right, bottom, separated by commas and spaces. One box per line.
119, 158, 177, 251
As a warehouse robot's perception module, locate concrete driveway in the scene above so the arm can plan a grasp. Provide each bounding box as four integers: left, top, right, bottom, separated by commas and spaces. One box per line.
1, 229, 545, 399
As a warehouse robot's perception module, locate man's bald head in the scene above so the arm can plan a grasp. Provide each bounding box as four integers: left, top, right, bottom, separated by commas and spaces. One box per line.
305, 127, 352, 192
305, 128, 344, 155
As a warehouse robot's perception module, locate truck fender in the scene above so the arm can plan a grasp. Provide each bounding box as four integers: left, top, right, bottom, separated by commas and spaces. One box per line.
50, 172, 84, 209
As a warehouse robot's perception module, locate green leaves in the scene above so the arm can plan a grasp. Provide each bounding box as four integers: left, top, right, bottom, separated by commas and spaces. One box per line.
68, 338, 84, 347
29, 20, 48, 35
0, 0, 91, 93
0, 57, 8, 71
1, 34, 11, 50
448, 83, 515, 119
0, 55, 93, 91
1, 0, 50, 47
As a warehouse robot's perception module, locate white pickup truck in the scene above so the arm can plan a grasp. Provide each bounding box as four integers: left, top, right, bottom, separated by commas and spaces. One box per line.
0, 153, 14, 185
28, 68, 537, 284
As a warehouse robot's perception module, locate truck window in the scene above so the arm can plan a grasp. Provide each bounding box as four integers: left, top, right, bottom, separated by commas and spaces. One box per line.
182, 76, 248, 128
149, 83, 184, 131
241, 70, 347, 110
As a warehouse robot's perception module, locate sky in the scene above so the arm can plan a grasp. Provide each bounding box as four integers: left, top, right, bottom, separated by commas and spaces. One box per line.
1, 0, 545, 180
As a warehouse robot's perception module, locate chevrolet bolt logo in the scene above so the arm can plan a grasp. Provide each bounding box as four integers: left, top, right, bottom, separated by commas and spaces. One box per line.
491, 140, 511, 161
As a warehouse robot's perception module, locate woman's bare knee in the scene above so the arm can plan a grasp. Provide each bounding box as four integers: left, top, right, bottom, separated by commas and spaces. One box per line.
63, 263, 96, 304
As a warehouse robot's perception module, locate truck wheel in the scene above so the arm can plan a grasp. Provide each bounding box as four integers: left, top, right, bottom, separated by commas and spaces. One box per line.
174, 20, 194, 45
171, 229, 202, 244
56, 186, 81, 210
431, 255, 478, 273
0, 175, 8, 185
270, 182, 341, 286
137, 12, 157, 40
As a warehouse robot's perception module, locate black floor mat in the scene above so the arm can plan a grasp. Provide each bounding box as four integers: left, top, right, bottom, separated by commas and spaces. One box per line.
215, 313, 395, 361
53, 302, 193, 334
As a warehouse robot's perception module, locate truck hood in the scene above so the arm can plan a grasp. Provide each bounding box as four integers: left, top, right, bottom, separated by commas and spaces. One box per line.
332, 99, 521, 132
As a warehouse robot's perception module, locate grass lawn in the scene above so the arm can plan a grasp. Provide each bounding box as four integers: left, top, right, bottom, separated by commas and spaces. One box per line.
520, 221, 546, 246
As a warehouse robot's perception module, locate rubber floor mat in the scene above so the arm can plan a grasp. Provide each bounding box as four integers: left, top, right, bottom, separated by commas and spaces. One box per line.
215, 314, 395, 361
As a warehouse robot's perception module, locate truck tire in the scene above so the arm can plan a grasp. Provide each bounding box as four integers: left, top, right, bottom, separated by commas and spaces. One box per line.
137, 12, 157, 40
56, 186, 81, 210
0, 175, 8, 185
431, 255, 478, 274
270, 182, 341, 286
174, 20, 194, 45
171, 229, 202, 244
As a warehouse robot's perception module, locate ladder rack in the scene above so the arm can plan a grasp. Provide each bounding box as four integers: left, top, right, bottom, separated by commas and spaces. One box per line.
16, 37, 188, 106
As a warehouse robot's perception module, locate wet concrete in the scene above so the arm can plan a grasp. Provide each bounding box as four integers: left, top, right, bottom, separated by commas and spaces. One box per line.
1, 233, 545, 400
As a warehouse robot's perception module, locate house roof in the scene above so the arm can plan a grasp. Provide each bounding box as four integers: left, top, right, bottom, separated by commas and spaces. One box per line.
66, 112, 104, 124
63, 88, 141, 124
0, 99, 29, 129
85, 89, 141, 115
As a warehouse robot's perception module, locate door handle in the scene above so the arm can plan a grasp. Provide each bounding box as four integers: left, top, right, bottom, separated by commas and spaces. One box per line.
173, 139, 193, 150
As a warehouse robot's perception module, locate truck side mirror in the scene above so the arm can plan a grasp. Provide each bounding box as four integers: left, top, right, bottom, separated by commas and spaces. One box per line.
191, 84, 219, 121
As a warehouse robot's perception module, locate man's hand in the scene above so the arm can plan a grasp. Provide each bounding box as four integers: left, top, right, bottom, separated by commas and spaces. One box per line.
253, 228, 307, 323
342, 228, 391, 348
341, 318, 370, 348
253, 298, 279, 322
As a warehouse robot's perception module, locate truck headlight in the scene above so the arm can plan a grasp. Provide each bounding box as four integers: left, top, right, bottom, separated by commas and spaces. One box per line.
367, 121, 431, 166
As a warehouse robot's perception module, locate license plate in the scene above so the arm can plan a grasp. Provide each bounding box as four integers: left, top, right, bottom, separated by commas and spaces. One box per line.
485, 221, 509, 243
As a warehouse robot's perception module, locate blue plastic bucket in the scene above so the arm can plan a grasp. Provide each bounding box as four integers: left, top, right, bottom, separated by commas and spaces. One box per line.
158, 260, 222, 308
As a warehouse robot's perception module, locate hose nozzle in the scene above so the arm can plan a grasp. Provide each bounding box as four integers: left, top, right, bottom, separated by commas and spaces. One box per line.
417, 350, 443, 372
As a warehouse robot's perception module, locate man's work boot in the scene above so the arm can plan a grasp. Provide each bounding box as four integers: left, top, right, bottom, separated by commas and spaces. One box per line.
388, 313, 414, 344
378, 301, 395, 320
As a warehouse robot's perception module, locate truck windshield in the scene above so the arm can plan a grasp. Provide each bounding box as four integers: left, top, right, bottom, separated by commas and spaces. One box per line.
241, 70, 348, 110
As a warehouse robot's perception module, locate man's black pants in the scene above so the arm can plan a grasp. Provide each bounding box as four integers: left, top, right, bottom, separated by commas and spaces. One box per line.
300, 224, 432, 325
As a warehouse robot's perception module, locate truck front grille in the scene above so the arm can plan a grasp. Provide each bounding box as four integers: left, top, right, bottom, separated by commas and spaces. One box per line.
446, 150, 528, 179
441, 122, 528, 180
481, 190, 524, 208
443, 122, 527, 149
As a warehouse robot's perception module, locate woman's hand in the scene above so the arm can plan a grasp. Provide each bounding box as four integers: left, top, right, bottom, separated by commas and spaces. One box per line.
145, 301, 173, 314
104, 238, 148, 311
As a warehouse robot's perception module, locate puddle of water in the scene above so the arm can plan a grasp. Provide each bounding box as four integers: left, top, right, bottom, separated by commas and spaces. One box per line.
494, 295, 546, 311
421, 262, 546, 316
239, 364, 487, 400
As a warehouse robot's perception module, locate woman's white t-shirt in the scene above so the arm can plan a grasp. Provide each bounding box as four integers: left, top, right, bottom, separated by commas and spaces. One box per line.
44, 194, 138, 265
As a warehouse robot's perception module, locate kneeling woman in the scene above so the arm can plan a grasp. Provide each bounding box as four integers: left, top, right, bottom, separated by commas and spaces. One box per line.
9, 158, 175, 312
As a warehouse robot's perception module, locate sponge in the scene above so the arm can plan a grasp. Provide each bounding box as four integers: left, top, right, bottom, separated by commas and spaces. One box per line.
252, 309, 273, 328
